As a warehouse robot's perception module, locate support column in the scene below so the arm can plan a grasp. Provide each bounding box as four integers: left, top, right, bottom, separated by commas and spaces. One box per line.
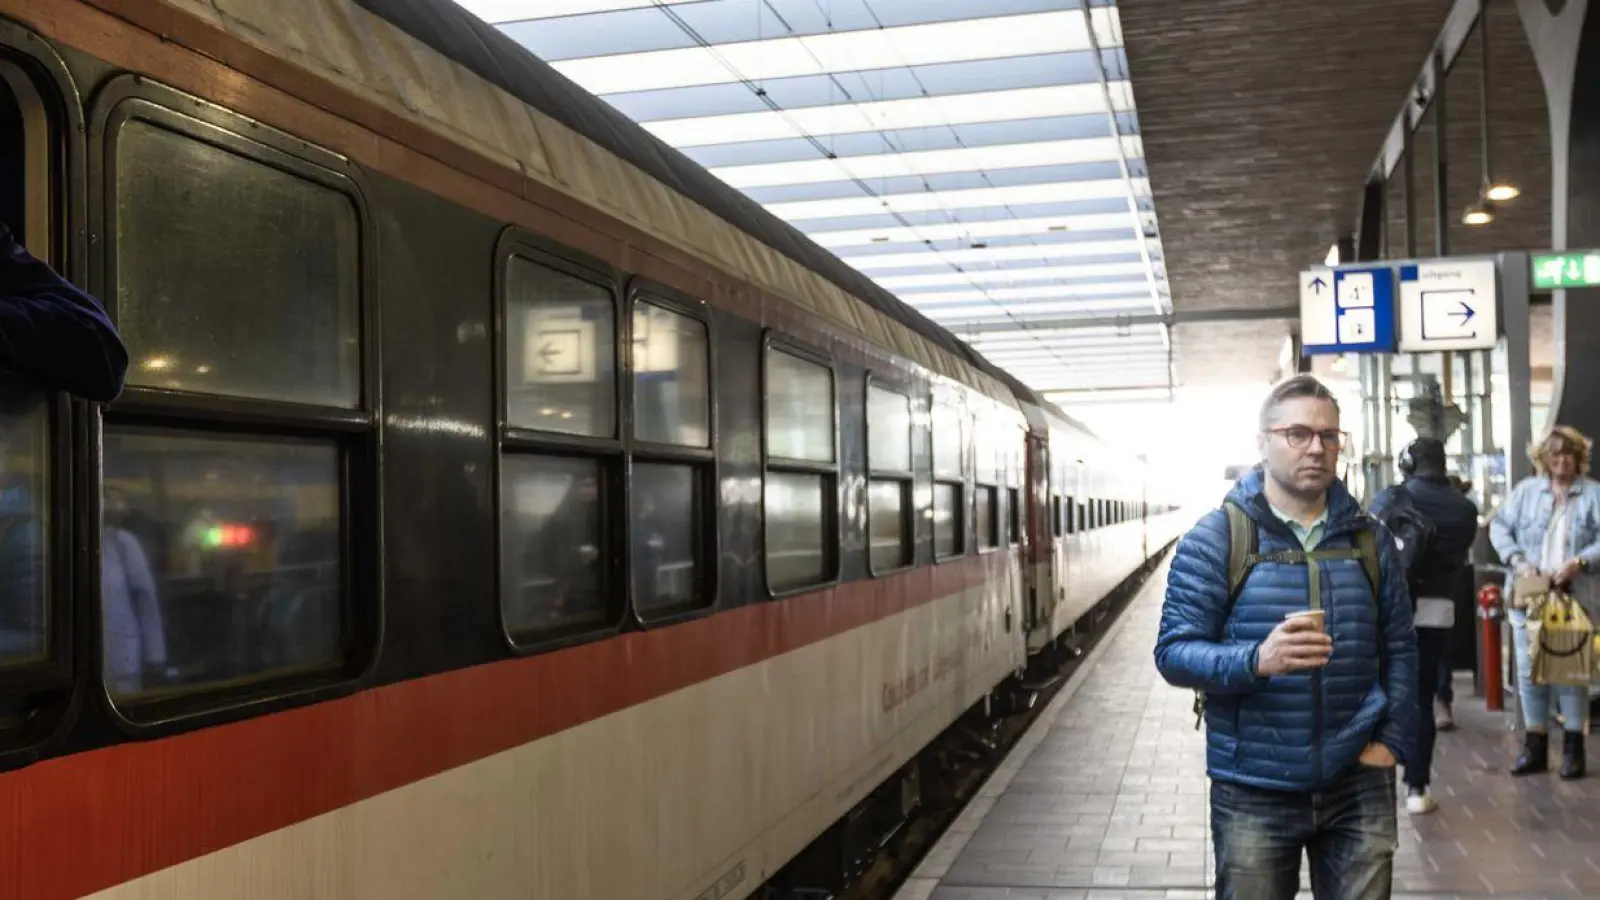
1515, 1, 1600, 446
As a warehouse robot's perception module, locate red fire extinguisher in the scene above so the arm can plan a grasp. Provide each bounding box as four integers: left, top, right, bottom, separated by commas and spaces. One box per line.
1478, 582, 1505, 711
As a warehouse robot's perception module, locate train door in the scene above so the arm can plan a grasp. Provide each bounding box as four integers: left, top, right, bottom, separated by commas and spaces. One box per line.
1023, 431, 1053, 641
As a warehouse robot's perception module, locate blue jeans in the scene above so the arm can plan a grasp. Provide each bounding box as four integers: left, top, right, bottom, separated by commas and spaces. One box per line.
1509, 609, 1589, 733
1212, 764, 1398, 900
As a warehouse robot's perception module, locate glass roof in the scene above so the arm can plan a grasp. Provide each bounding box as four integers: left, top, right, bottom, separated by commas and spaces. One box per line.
455, 0, 1170, 397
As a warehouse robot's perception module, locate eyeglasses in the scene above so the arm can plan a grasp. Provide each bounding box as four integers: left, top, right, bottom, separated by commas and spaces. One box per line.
1266, 426, 1348, 451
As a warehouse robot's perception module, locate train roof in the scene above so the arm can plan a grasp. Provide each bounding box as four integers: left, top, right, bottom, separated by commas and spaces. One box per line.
342, 0, 1085, 418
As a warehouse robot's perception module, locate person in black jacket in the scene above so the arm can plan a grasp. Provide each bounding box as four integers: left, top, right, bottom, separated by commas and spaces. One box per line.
1370, 437, 1479, 815
0, 221, 128, 402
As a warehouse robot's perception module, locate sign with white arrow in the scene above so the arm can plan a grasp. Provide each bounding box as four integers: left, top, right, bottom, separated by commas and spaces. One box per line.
1397, 258, 1498, 352
1300, 265, 1397, 355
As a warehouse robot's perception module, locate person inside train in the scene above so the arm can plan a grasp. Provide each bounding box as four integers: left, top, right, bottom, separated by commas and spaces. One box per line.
1155, 374, 1417, 900
1368, 437, 1479, 815
101, 487, 168, 697
1489, 425, 1600, 779
0, 220, 128, 403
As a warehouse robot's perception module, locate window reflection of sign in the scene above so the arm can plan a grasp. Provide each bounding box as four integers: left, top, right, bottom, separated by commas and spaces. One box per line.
632, 310, 682, 375
522, 307, 595, 384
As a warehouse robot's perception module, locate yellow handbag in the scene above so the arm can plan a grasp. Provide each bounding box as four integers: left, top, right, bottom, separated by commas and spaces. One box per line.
1528, 588, 1596, 687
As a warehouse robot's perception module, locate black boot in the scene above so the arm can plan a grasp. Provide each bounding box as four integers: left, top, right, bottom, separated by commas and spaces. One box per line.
1561, 731, 1586, 780
1512, 730, 1549, 776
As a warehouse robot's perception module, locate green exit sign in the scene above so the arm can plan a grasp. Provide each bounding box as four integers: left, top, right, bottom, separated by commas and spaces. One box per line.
1532, 251, 1600, 289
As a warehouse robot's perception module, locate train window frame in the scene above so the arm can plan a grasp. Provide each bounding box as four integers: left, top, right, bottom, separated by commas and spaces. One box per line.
623, 278, 719, 625
931, 397, 966, 564
88, 77, 383, 732
761, 334, 840, 598
0, 36, 82, 720
972, 409, 1000, 555
492, 229, 630, 654
864, 375, 914, 577
1005, 486, 1021, 547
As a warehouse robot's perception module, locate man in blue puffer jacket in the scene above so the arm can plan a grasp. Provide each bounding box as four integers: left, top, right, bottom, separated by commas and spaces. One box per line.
1155, 374, 1418, 900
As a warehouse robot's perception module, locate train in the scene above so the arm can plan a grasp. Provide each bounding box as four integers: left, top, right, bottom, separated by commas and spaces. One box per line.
0, 1, 1193, 898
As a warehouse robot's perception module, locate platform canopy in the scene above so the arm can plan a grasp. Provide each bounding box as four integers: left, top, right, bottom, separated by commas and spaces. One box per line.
456, 0, 1173, 398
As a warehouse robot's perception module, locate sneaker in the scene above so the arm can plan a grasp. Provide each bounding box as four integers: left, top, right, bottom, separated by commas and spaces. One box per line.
1406, 788, 1438, 815
1435, 700, 1455, 732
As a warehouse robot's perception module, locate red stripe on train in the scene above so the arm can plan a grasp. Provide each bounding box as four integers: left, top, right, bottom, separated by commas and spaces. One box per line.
0, 557, 1000, 900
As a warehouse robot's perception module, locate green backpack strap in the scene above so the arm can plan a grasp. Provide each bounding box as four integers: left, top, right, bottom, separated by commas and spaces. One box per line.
1196, 503, 1259, 730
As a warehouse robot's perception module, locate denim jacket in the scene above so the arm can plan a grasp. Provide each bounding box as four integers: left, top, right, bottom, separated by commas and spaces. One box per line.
1488, 475, 1600, 571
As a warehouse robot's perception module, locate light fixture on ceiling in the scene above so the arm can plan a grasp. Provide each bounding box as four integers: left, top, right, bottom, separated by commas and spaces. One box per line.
1325, 243, 1342, 267
1470, 10, 1518, 222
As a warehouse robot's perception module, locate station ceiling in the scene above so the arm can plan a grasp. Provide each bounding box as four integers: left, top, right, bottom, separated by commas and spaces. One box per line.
453, 1, 1473, 401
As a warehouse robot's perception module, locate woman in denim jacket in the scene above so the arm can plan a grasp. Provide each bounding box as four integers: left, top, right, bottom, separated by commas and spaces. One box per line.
1489, 425, 1600, 779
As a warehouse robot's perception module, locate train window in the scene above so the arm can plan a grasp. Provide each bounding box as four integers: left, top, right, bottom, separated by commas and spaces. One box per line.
1076, 501, 1086, 533
933, 482, 963, 559
501, 454, 609, 636
976, 485, 999, 551
632, 301, 709, 448
766, 471, 829, 592
0, 394, 49, 672
932, 403, 961, 478
1052, 495, 1063, 537
1006, 488, 1020, 545
764, 344, 836, 593
100, 430, 342, 702
866, 382, 912, 573
114, 119, 360, 408
631, 463, 702, 615
767, 347, 834, 463
504, 256, 617, 438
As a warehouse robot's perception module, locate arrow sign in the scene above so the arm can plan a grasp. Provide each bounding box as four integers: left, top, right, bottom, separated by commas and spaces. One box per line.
1399, 258, 1497, 352
1310, 276, 1328, 294
1449, 300, 1475, 325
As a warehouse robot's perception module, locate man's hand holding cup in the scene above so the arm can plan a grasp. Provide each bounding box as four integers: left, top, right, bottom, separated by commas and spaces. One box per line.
1255, 610, 1333, 677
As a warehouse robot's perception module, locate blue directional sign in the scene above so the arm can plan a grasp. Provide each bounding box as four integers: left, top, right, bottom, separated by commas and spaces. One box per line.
1299, 264, 1398, 355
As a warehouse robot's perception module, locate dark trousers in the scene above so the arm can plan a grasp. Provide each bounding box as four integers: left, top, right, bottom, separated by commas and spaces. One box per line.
1212, 764, 1398, 900
1436, 640, 1454, 706
1406, 627, 1451, 790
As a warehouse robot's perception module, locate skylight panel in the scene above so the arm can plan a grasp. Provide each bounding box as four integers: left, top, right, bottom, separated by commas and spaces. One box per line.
643, 83, 1128, 148
769, 178, 1145, 223
710, 137, 1142, 190
548, 10, 1120, 96
876, 262, 1151, 290
899, 282, 1155, 306
453, 0, 700, 25
840, 240, 1148, 271
809, 212, 1141, 248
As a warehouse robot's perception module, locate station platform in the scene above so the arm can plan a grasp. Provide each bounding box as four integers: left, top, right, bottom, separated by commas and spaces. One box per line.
895, 560, 1600, 900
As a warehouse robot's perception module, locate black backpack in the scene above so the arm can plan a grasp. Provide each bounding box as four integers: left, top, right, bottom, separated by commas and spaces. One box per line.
1371, 484, 1436, 579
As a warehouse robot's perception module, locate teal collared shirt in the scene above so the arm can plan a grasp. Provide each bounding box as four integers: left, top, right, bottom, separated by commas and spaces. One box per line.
1268, 502, 1328, 549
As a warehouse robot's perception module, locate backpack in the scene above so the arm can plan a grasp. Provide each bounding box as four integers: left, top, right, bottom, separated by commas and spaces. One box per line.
1190, 501, 1382, 731
1370, 484, 1436, 579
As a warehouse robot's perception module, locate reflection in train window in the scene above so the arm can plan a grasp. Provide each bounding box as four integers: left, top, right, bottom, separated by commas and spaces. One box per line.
868, 479, 911, 573
501, 454, 609, 637
933, 482, 962, 559
100, 430, 343, 702
114, 118, 360, 407
867, 385, 911, 473
0, 394, 48, 671
632, 301, 709, 448
504, 256, 616, 439
977, 486, 998, 550
632, 463, 701, 615
932, 403, 961, 478
766, 471, 827, 593
766, 349, 834, 462
867, 382, 912, 573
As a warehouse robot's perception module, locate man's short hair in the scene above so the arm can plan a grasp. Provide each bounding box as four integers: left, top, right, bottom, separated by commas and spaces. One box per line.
1402, 437, 1447, 474
1259, 374, 1339, 431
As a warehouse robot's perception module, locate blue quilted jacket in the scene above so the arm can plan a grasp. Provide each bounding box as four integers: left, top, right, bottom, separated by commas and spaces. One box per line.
1154, 469, 1418, 792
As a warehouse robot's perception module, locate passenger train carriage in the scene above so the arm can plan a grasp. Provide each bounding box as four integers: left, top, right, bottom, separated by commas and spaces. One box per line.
0, 1, 1189, 897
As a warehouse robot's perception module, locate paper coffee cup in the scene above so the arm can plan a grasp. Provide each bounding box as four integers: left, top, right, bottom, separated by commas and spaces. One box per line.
1285, 609, 1326, 632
